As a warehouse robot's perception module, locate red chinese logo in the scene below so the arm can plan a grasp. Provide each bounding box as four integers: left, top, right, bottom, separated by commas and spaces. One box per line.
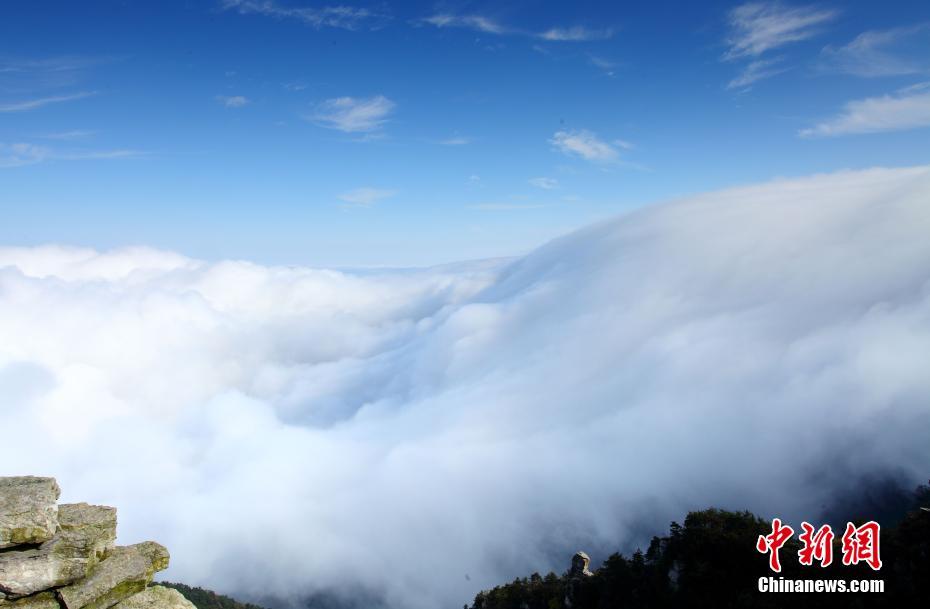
841, 521, 882, 570
756, 518, 794, 572
757, 519, 882, 572
798, 522, 834, 567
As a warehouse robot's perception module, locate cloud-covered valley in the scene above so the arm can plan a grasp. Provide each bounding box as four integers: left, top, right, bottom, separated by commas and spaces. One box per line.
2, 166, 930, 608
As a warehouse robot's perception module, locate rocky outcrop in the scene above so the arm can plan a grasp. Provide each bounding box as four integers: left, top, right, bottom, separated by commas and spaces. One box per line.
564, 551, 594, 608
0, 592, 61, 609
0, 504, 117, 597
569, 551, 593, 579
0, 478, 61, 549
58, 544, 169, 609
0, 477, 193, 609
109, 587, 191, 609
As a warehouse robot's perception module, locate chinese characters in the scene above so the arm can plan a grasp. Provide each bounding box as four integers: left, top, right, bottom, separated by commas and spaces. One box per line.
756, 519, 881, 572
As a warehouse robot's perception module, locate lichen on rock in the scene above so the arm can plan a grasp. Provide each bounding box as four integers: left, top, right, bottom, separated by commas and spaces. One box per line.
0, 503, 118, 598
111, 586, 195, 609
0, 478, 60, 549
0, 591, 60, 609
0, 477, 176, 609
57, 542, 169, 609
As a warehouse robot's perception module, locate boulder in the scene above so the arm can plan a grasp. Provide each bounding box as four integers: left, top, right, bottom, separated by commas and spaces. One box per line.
2, 478, 181, 609
57, 504, 118, 566
0, 504, 117, 597
569, 551, 593, 578
0, 592, 59, 609
58, 543, 169, 609
0, 478, 61, 549
111, 586, 196, 609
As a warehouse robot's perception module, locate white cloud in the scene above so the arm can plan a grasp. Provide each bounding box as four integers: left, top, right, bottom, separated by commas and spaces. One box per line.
539, 26, 612, 41
820, 24, 930, 77
550, 129, 622, 163
0, 143, 51, 167
613, 138, 635, 150
799, 84, 930, 137
338, 187, 397, 206
420, 14, 611, 42
0, 56, 102, 74
309, 95, 395, 133
440, 136, 471, 146
727, 56, 789, 89
3, 167, 930, 609
420, 14, 506, 34
56, 149, 147, 161
216, 95, 250, 108
467, 203, 546, 211
588, 55, 617, 76
220, 0, 386, 30
0, 142, 146, 168
724, 1, 837, 59
528, 177, 558, 190
39, 130, 96, 140
0, 91, 96, 113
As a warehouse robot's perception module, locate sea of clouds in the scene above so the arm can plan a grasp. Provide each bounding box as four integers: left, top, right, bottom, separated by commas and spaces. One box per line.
1, 165, 929, 608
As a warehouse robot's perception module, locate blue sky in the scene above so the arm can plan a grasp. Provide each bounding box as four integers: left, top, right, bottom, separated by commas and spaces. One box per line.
2, 0, 929, 266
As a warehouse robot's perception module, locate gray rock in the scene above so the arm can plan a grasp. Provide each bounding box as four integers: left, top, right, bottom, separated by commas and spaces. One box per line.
0, 478, 61, 549
0, 591, 59, 609
58, 543, 169, 609
111, 587, 196, 609
0, 504, 117, 597
569, 551, 593, 578
564, 551, 595, 608
57, 504, 118, 565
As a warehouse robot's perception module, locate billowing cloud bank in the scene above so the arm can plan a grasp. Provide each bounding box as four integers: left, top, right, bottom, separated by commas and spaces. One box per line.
2, 166, 930, 608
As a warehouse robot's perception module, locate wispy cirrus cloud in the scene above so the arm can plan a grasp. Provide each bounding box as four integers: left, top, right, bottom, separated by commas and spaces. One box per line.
467, 202, 546, 211
0, 56, 108, 74
419, 13, 613, 42
720, 2, 836, 90
309, 95, 395, 133
338, 187, 396, 206
219, 0, 388, 30
440, 136, 472, 146
216, 94, 250, 108
0, 56, 109, 92
724, 1, 837, 60
0, 91, 96, 113
799, 83, 930, 137
539, 26, 612, 42
57, 149, 148, 161
0, 142, 147, 168
0, 143, 50, 168
550, 129, 630, 163
819, 24, 930, 78
421, 13, 506, 34
528, 177, 558, 190
727, 56, 789, 90
588, 55, 617, 76
39, 130, 96, 140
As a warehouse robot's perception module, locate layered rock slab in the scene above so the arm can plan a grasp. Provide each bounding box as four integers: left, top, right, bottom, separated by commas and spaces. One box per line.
0, 504, 116, 597
0, 592, 61, 609
112, 586, 195, 609
1, 478, 178, 609
58, 542, 169, 609
0, 591, 59, 609
0, 478, 60, 549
